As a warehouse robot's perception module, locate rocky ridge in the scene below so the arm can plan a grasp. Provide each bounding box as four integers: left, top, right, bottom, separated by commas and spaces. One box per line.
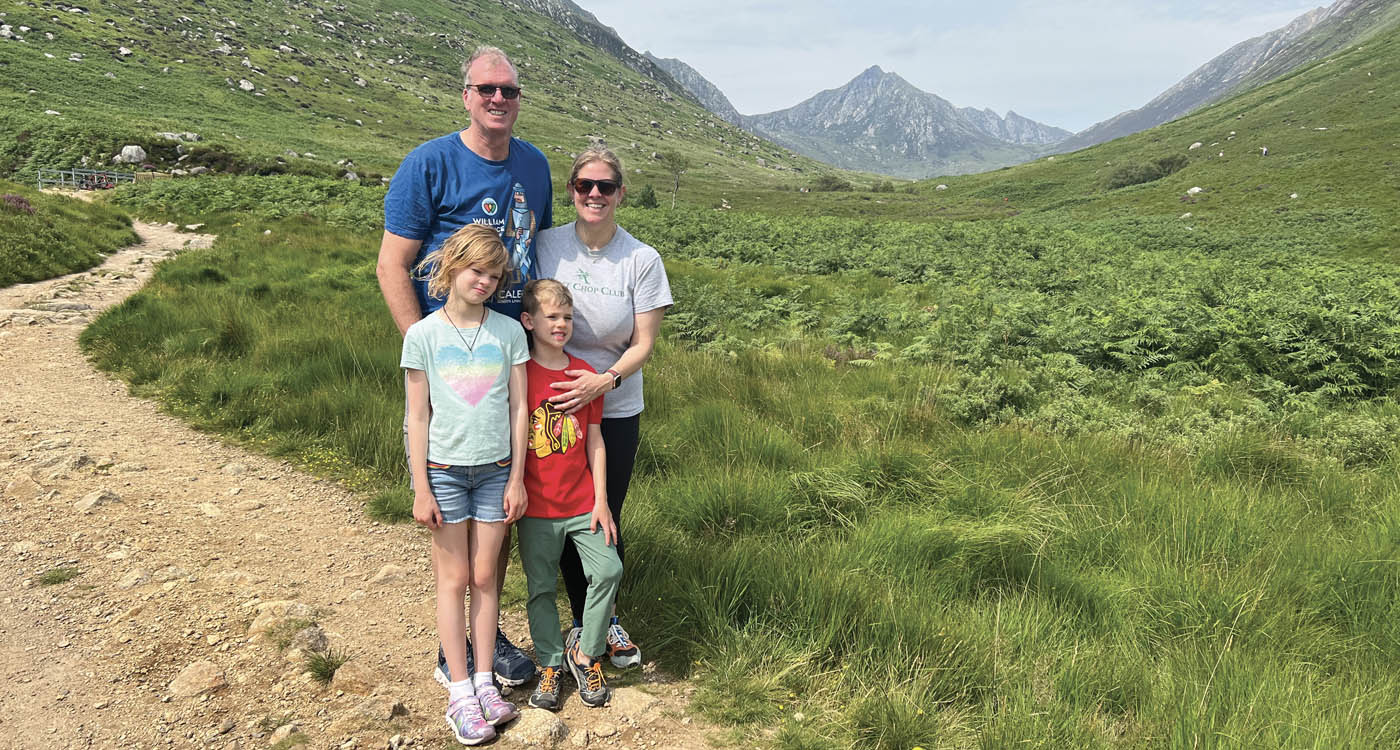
1057, 0, 1400, 151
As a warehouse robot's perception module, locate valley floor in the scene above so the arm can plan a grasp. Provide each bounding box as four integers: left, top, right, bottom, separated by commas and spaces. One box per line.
0, 222, 712, 750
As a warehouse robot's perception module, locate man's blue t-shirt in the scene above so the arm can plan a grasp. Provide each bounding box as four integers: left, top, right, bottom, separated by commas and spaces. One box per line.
384, 133, 553, 320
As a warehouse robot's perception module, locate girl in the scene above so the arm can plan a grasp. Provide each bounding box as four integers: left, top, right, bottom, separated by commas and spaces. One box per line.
401, 223, 529, 745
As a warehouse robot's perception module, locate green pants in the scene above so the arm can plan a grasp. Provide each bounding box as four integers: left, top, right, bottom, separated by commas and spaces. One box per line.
517, 513, 622, 666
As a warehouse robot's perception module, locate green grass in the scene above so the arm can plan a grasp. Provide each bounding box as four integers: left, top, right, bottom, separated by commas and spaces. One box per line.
38, 565, 81, 585
0, 180, 137, 286
303, 648, 348, 684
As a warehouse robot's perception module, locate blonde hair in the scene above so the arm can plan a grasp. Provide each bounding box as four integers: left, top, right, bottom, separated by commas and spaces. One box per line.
568, 145, 624, 189
416, 224, 509, 301
522, 278, 572, 316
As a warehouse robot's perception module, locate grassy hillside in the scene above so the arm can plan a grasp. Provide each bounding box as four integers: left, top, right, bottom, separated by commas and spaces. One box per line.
0, 179, 137, 286
911, 20, 1400, 251
0, 0, 838, 200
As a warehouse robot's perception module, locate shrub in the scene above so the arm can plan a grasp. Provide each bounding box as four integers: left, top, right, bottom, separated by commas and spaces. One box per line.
1104, 153, 1192, 190
811, 174, 853, 192
631, 183, 659, 209
2, 193, 35, 214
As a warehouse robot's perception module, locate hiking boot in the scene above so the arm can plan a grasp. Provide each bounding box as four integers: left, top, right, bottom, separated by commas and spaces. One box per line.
529, 665, 563, 711
434, 640, 475, 689
566, 646, 609, 707
493, 629, 536, 686
606, 622, 641, 668
445, 695, 495, 745
476, 684, 519, 726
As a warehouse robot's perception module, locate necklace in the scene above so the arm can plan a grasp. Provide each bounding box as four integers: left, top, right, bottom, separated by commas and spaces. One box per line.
441, 305, 487, 354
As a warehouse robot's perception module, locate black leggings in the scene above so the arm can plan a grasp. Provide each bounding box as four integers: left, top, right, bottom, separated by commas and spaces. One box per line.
561, 414, 640, 624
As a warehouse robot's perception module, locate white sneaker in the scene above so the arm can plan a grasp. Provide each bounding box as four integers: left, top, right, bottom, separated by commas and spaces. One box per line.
606, 622, 641, 668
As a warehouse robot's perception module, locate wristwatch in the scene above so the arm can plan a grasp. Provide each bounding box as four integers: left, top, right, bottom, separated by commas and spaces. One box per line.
607, 368, 621, 390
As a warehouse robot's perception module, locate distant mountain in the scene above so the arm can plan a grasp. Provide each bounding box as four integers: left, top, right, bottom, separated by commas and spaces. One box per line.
743, 66, 1070, 178
508, 0, 688, 96
644, 53, 744, 125
1058, 0, 1400, 152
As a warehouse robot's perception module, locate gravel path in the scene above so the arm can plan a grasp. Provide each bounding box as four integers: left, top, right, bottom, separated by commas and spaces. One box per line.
0, 221, 710, 750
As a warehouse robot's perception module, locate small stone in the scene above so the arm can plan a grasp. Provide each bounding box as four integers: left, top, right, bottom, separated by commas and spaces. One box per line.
117, 569, 149, 589
608, 688, 659, 720
198, 503, 223, 517
330, 660, 378, 695
113, 462, 147, 473
591, 722, 617, 738
368, 564, 408, 585
221, 463, 247, 475
168, 660, 226, 697
4, 471, 42, 502
289, 624, 328, 654
269, 723, 300, 743
352, 695, 408, 721
75, 488, 121, 513
235, 499, 263, 511
507, 709, 567, 747
218, 718, 234, 734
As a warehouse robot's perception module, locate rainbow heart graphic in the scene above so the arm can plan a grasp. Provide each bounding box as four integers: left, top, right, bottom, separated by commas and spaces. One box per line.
438, 343, 504, 406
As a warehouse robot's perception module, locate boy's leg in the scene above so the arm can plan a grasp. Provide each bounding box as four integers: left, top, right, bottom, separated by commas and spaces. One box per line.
563, 514, 623, 661
516, 516, 568, 667
561, 415, 639, 622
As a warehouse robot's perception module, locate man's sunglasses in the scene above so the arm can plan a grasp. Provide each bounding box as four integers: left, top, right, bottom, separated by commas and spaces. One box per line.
571, 178, 620, 196
469, 84, 521, 99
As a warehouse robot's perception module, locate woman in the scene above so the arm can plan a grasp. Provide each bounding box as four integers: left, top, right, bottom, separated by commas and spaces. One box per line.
534, 145, 672, 668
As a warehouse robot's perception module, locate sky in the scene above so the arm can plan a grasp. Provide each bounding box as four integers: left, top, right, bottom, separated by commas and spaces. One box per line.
578, 0, 1320, 132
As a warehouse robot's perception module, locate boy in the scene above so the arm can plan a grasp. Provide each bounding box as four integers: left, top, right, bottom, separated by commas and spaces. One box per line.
517, 279, 622, 709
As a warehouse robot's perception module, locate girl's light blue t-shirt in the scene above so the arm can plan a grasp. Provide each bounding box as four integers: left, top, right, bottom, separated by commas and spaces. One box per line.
400, 310, 529, 466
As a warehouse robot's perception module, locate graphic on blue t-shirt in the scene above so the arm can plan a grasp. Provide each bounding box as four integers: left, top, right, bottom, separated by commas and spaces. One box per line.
437, 342, 504, 406
501, 181, 536, 294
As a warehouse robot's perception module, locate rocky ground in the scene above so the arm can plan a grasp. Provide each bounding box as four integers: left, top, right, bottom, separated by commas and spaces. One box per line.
0, 219, 716, 750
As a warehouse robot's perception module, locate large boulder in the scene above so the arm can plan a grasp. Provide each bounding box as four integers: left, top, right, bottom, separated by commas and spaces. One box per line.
117, 145, 147, 164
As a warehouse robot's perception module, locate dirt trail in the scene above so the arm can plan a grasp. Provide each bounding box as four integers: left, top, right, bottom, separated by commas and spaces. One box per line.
0, 220, 712, 750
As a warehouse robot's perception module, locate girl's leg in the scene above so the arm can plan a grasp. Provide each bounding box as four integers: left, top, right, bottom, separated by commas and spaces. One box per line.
562, 415, 640, 622
467, 519, 509, 673
432, 520, 474, 685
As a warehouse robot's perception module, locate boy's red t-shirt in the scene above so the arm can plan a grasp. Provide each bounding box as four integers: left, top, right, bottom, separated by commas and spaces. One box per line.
523, 355, 604, 518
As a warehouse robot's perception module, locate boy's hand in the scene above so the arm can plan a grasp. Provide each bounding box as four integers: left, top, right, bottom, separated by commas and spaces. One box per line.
504, 478, 528, 524
590, 503, 617, 546
413, 490, 442, 529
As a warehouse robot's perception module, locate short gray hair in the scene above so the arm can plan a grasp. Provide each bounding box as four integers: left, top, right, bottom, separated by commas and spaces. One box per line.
461, 46, 519, 87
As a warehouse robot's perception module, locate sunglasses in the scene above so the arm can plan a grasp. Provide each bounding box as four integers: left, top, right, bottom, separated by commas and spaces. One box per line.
469, 84, 521, 99
571, 178, 620, 196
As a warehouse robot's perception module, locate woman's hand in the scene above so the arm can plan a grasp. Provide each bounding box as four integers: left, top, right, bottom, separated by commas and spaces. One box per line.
590, 502, 617, 546
413, 489, 443, 529
548, 369, 613, 415
504, 477, 528, 524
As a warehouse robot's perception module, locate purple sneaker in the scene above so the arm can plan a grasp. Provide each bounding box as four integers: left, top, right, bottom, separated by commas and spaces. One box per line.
445, 695, 495, 745
477, 684, 519, 726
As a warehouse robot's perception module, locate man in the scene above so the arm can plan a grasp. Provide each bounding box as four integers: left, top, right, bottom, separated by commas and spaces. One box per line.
378, 45, 552, 689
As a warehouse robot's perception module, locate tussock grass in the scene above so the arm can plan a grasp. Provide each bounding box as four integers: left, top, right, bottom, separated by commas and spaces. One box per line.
303, 648, 347, 684
38, 565, 81, 585
0, 180, 137, 286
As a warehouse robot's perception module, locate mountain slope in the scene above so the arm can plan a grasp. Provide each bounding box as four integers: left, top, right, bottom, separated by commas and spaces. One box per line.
912, 15, 1400, 251
744, 65, 1069, 178
1058, 0, 1400, 152
0, 0, 819, 194
644, 53, 744, 126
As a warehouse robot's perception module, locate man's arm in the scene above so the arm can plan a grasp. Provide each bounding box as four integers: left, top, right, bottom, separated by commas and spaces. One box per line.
377, 230, 424, 336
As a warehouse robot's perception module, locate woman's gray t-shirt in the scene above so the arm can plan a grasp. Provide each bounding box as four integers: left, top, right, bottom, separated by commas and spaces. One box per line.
536, 223, 673, 419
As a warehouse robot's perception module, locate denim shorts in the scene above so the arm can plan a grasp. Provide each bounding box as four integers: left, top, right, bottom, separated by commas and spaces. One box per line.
427, 459, 511, 524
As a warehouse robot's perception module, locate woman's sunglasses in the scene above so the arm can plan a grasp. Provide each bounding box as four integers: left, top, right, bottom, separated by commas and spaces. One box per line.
571, 178, 620, 196
469, 84, 521, 99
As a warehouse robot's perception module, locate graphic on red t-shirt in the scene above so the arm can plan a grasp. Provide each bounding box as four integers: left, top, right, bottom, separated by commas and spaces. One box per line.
524, 356, 603, 518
